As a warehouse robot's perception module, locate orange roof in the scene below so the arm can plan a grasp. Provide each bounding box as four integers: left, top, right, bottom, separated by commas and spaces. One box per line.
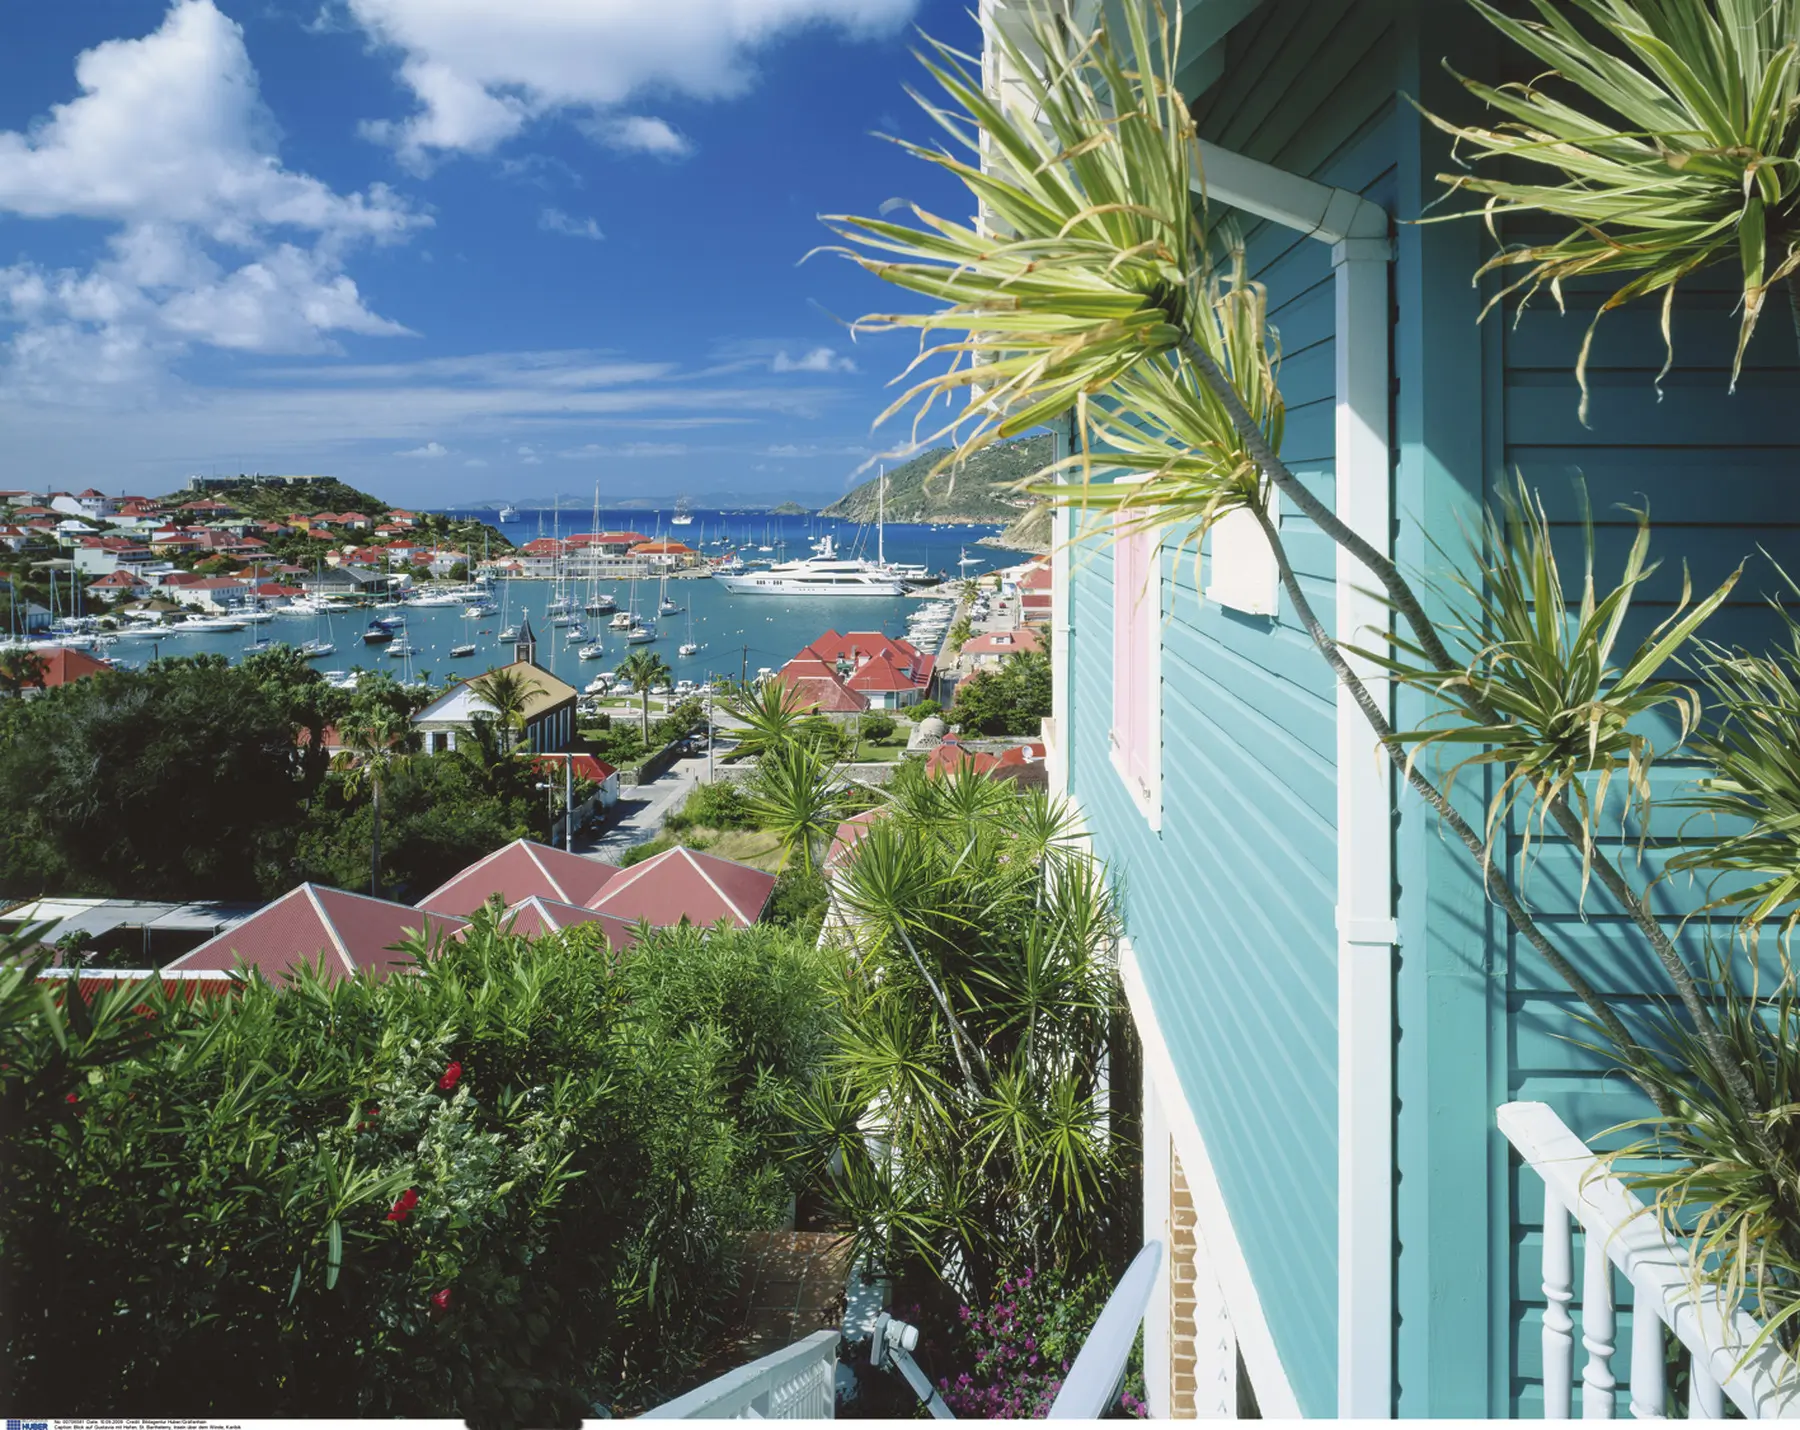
629, 540, 694, 555
35, 645, 112, 688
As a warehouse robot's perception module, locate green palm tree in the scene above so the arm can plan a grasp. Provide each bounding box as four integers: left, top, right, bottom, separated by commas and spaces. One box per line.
746, 739, 844, 874
469, 666, 539, 755
1422, 0, 1800, 407
334, 707, 418, 898
615, 651, 671, 745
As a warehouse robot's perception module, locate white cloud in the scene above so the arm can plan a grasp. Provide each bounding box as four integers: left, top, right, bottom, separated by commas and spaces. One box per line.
0, 0, 424, 395
538, 207, 604, 241
464, 456, 488, 467
578, 115, 692, 159
517, 443, 543, 465
397, 439, 448, 457
559, 440, 688, 458
345, 0, 916, 163
772, 346, 856, 374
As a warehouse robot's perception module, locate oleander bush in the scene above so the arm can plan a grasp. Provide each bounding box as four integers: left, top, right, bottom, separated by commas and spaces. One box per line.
0, 912, 834, 1423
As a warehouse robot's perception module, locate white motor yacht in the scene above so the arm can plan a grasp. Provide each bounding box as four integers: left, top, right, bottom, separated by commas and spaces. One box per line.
716, 534, 904, 597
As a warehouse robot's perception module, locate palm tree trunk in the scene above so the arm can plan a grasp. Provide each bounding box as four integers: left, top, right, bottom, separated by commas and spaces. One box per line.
640, 691, 650, 746
1246, 505, 1673, 1114
1178, 331, 1767, 1124
371, 778, 382, 899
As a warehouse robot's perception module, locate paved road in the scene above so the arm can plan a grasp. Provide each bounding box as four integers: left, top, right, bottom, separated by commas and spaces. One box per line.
576, 755, 708, 860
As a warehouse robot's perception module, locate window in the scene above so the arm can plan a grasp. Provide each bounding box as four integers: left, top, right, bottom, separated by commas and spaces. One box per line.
1110, 510, 1162, 828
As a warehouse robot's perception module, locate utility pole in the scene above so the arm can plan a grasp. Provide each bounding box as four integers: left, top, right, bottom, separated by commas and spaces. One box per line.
564, 752, 574, 851
706, 683, 714, 784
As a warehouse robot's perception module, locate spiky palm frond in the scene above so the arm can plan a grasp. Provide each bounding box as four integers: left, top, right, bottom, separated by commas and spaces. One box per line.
1354, 477, 1737, 897
824, 0, 1282, 553
1671, 585, 1800, 940
1423, 0, 1800, 413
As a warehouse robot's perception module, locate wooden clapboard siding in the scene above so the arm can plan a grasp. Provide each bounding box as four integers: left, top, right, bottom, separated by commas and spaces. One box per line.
1491, 251, 1800, 1413
1063, 0, 1399, 1413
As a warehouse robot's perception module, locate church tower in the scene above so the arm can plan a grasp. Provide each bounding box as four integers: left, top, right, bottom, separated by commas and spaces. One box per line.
513, 611, 537, 668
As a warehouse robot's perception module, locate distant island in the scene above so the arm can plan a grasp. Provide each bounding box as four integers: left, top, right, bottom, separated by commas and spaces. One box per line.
770, 501, 812, 515
821, 436, 1053, 539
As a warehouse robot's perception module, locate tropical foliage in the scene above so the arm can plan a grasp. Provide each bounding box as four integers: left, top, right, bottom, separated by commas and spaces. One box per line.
0, 915, 833, 1420
614, 651, 671, 745
798, 767, 1134, 1308
950, 647, 1053, 736
747, 740, 847, 874
1420, 0, 1800, 408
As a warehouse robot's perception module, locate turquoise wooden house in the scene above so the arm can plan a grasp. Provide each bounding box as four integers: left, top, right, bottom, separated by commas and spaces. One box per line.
988, 0, 1800, 1417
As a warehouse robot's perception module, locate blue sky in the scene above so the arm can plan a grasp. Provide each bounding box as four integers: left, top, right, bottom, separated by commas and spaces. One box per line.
0, 0, 978, 506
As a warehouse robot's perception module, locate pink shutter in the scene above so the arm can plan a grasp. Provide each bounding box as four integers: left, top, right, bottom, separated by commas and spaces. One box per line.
1112, 515, 1156, 792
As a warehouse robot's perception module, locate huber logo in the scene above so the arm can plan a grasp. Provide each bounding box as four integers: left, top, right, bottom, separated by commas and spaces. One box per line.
9, 1419, 51, 1430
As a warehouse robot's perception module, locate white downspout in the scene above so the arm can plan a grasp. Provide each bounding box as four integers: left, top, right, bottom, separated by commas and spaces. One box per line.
1191, 140, 1397, 1419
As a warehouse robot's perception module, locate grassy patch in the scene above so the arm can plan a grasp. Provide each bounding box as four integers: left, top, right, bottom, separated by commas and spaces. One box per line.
700, 829, 785, 871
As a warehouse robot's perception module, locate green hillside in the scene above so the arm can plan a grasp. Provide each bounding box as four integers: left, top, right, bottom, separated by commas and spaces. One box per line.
821, 434, 1054, 523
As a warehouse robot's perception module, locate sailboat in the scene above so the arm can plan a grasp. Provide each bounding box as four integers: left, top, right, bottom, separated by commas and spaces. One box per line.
545, 496, 573, 615
678, 604, 699, 658
298, 563, 336, 656
670, 495, 693, 526
657, 572, 679, 616
497, 579, 520, 642
583, 484, 616, 614
620, 569, 657, 643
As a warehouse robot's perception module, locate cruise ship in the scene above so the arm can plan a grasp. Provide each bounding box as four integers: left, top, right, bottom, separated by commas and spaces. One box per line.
717, 534, 906, 597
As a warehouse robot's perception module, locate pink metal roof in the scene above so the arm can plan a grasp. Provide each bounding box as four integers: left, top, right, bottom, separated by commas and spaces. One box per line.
587, 846, 775, 928
413, 838, 624, 916
490, 897, 644, 949
167, 885, 467, 981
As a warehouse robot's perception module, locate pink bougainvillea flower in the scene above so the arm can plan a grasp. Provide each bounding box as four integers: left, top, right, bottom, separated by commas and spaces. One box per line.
437, 1062, 463, 1092
430, 1288, 452, 1311
388, 1188, 419, 1222
64, 1092, 78, 1104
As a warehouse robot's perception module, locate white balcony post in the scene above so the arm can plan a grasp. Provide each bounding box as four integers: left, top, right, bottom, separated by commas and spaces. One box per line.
1582, 1231, 1618, 1418
1690, 1360, 1725, 1421
1629, 1296, 1666, 1419
1543, 1197, 1575, 1419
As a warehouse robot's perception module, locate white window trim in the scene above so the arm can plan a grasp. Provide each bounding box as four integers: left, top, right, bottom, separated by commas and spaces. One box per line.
1107, 485, 1163, 832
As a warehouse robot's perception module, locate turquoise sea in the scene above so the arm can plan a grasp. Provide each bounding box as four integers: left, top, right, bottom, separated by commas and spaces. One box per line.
122, 510, 1029, 691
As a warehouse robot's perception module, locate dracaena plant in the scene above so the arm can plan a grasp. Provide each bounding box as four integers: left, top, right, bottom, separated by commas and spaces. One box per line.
828, 0, 1786, 1120
1421, 0, 1800, 417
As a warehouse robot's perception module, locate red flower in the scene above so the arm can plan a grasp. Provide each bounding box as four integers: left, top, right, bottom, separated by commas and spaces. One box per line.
367, 1103, 380, 1117
430, 1287, 453, 1312
64, 1092, 79, 1104
387, 1188, 419, 1222
437, 1061, 463, 1092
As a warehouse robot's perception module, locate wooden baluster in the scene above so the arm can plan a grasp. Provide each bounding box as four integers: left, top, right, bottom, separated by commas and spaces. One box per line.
1629, 1293, 1665, 1419
1689, 1357, 1724, 1421
1583, 1228, 1618, 1418
1544, 1197, 1576, 1418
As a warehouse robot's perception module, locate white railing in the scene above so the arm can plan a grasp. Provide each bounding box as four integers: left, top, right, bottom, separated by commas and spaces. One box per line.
1048, 1239, 1163, 1418
1499, 1100, 1800, 1419
639, 1329, 838, 1420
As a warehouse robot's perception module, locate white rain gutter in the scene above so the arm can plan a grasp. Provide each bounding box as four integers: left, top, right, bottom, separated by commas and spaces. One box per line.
1192, 139, 1397, 1419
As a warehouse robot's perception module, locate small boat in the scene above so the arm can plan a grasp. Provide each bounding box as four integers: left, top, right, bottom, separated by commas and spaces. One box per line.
463, 601, 497, 620
586, 593, 617, 614
449, 642, 476, 658
242, 637, 274, 653
658, 597, 679, 615
578, 642, 606, 660
609, 610, 633, 631
498, 625, 520, 642
585, 675, 610, 694
625, 622, 657, 644
298, 638, 335, 658
322, 670, 355, 689
375, 614, 407, 629
387, 640, 416, 657
363, 622, 395, 645
678, 641, 699, 657
499, 503, 518, 522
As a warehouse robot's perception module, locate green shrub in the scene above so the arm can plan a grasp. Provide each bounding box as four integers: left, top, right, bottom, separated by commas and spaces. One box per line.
0, 915, 832, 1421
620, 833, 677, 867
909, 698, 942, 721
858, 713, 898, 744
664, 780, 757, 835
764, 867, 830, 937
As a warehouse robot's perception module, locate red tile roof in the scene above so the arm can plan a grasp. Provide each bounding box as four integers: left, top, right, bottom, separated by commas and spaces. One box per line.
925, 738, 1046, 781
587, 846, 775, 928
32, 645, 112, 688
846, 651, 930, 693
962, 628, 1042, 657
826, 809, 885, 870
630, 540, 694, 555
167, 885, 468, 982
779, 673, 866, 713
413, 838, 624, 916
532, 753, 618, 784
1018, 566, 1052, 592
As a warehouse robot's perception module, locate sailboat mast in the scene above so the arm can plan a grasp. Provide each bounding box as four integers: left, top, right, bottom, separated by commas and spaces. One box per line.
877, 465, 885, 567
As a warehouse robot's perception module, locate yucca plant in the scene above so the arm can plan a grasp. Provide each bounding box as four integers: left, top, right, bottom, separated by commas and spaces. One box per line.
1422, 0, 1800, 416
1671, 587, 1800, 941
746, 739, 848, 874
799, 771, 1130, 1302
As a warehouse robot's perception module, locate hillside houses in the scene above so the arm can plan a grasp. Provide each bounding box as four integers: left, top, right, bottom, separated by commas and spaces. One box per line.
774, 629, 935, 712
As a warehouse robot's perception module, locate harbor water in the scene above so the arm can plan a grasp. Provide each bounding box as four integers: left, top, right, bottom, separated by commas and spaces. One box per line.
112, 511, 1030, 690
